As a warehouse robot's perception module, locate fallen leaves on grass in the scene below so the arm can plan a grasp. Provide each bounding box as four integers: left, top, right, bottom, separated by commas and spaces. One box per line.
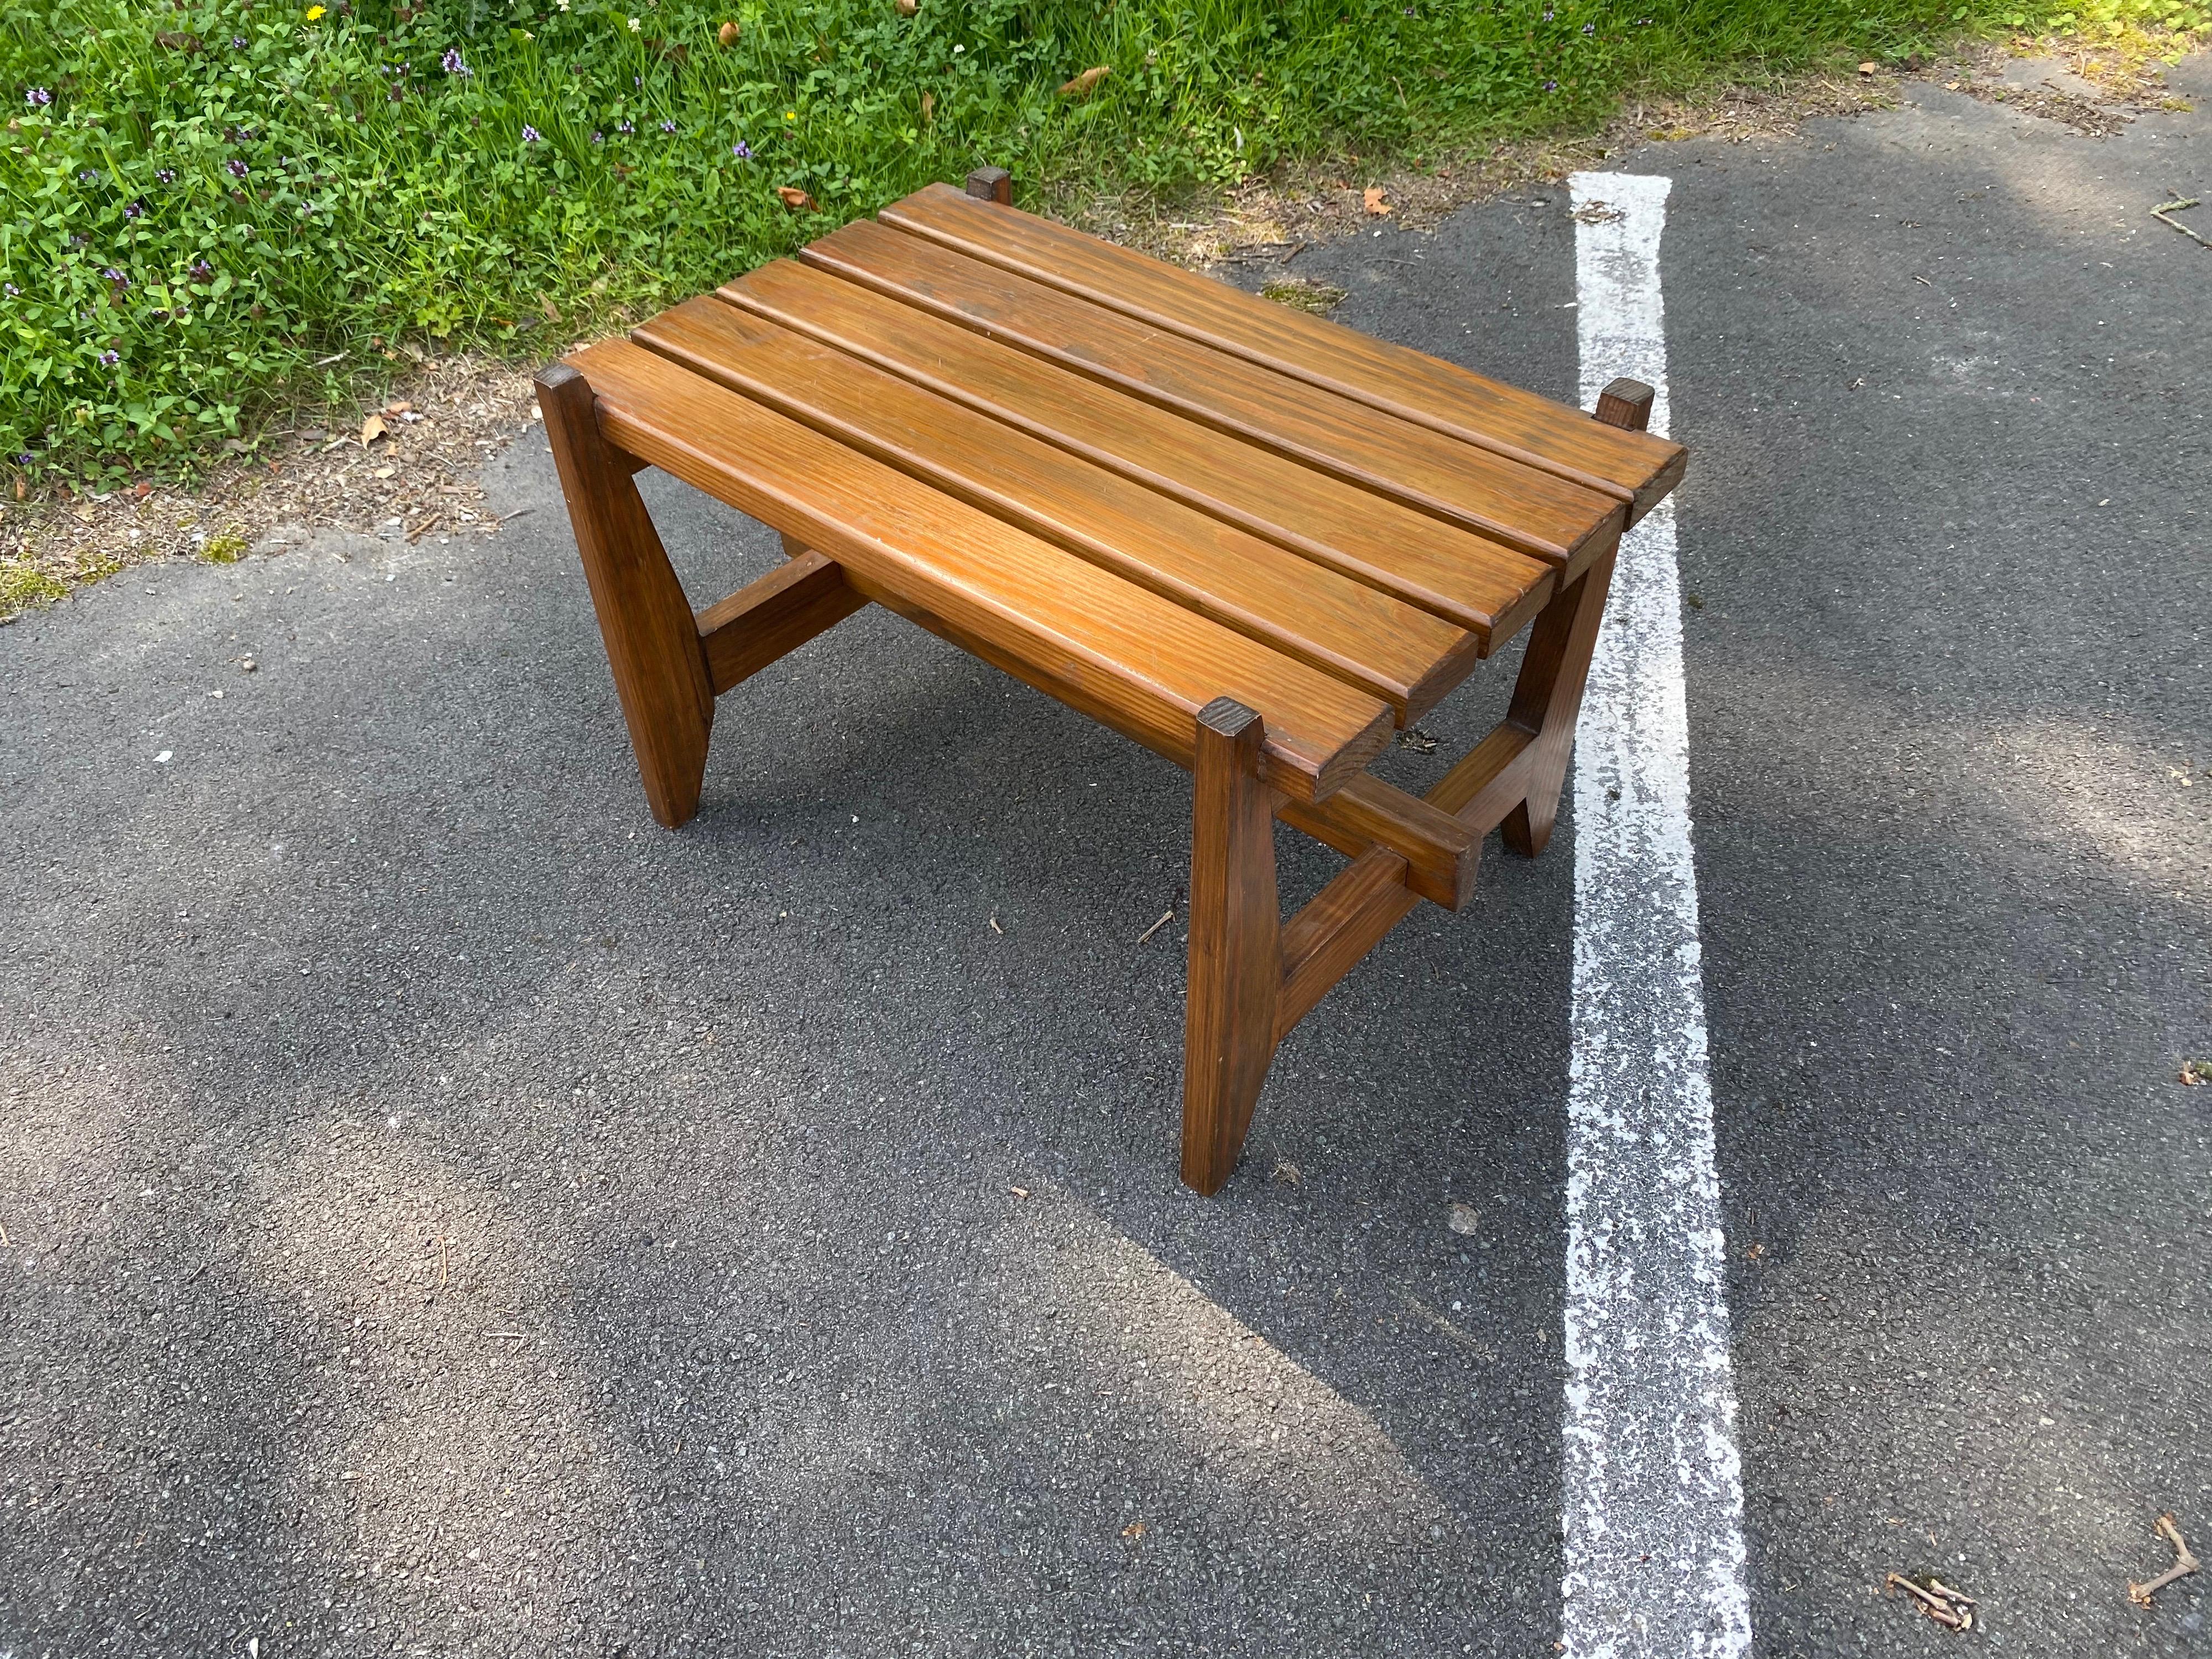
1058, 65, 1109, 97
1363, 185, 1391, 215
717, 19, 739, 44
358, 413, 387, 446
776, 185, 817, 211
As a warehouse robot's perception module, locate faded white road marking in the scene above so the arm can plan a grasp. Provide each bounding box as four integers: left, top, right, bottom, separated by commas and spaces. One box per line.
1561, 171, 1751, 1659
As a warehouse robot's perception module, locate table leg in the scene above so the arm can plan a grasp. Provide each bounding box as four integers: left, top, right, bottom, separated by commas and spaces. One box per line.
1501, 376, 1655, 857
538, 363, 716, 830
1499, 547, 1617, 858
1181, 698, 1283, 1196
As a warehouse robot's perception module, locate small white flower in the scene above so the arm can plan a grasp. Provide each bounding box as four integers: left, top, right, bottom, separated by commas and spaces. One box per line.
627, 14, 640, 28
952, 42, 963, 51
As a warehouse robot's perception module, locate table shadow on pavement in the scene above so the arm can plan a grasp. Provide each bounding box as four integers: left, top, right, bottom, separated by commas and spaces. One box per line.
2, 395, 1583, 1652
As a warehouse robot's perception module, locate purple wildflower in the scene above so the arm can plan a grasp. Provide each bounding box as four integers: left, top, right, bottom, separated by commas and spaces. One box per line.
226, 158, 249, 179
103, 267, 128, 285
99, 349, 119, 366
14, 452, 32, 466
442, 46, 470, 75
125, 199, 147, 219
617, 119, 633, 133
232, 33, 247, 46
78, 169, 98, 183
26, 87, 52, 107
592, 131, 604, 144
3, 283, 17, 297
521, 124, 542, 143
190, 258, 214, 279
1541, 7, 1552, 17
1543, 77, 1558, 90
156, 168, 177, 184
1582, 20, 1594, 32
731, 139, 750, 159
659, 119, 676, 133
151, 308, 169, 320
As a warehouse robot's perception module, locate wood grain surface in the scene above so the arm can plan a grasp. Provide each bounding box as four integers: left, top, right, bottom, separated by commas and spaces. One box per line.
719, 260, 1561, 643
634, 296, 1482, 721
881, 181, 1687, 521
565, 338, 1393, 801
794, 218, 1619, 566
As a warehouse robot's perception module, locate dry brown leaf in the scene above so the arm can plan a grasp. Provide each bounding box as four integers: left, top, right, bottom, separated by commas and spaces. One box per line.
776, 185, 817, 212
358, 414, 387, 446
1858, 60, 1878, 76
896, 0, 916, 14
382, 400, 413, 417
1363, 185, 1391, 216
920, 90, 935, 122
539, 295, 561, 323
717, 18, 739, 44
1058, 65, 1109, 97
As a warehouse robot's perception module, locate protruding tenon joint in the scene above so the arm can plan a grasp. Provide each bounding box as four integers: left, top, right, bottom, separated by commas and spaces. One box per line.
1594, 378, 1655, 432
1196, 696, 1264, 742
965, 166, 1012, 205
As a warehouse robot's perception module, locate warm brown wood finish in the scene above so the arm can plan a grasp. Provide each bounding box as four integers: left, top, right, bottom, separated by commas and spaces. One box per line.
536, 364, 716, 829
1277, 849, 1418, 1041
1494, 378, 1652, 855
1595, 377, 1657, 434
539, 180, 1686, 1194
1276, 774, 1478, 911
795, 220, 1620, 566
634, 296, 1481, 721
695, 549, 868, 696
881, 182, 1687, 521
964, 166, 1011, 204
720, 260, 1558, 645
1498, 552, 1618, 857
1181, 699, 1284, 1196
570, 337, 1392, 803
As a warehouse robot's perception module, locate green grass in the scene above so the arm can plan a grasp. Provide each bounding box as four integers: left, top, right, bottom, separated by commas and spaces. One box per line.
3, 0, 2204, 482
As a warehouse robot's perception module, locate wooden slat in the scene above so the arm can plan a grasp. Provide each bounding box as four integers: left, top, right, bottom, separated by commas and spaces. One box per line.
717, 262, 1559, 646
1276, 774, 1477, 911
694, 549, 867, 695
1276, 849, 1418, 1041
566, 339, 1392, 802
634, 297, 1480, 722
796, 220, 1619, 567
881, 182, 1687, 521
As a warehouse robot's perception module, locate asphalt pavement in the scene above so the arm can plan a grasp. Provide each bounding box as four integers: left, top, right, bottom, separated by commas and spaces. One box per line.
4, 59, 2208, 1658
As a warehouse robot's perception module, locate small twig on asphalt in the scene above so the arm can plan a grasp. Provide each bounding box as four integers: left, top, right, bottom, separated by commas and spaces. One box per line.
0, 1221, 9, 1246
495, 507, 535, 524
1886, 1572, 1977, 1631
434, 1234, 451, 1290
2128, 1512, 2200, 1607
2152, 195, 2211, 249
1136, 909, 1175, 944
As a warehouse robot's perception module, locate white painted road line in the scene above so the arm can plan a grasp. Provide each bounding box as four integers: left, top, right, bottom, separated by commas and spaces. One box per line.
1559, 172, 1751, 1659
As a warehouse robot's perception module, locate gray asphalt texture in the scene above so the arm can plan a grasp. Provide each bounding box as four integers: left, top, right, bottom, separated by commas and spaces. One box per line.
4, 62, 2209, 1659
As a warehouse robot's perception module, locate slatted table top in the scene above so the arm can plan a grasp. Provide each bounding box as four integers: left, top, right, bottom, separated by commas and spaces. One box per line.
563, 181, 1686, 804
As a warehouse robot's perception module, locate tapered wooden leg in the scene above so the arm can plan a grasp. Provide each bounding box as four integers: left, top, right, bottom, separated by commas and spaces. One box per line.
1501, 375, 1656, 857
1181, 698, 1283, 1196
1500, 547, 1617, 857
538, 364, 715, 830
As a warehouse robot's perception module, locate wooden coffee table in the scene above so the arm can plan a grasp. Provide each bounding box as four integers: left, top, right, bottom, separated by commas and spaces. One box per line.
536, 167, 1686, 1194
